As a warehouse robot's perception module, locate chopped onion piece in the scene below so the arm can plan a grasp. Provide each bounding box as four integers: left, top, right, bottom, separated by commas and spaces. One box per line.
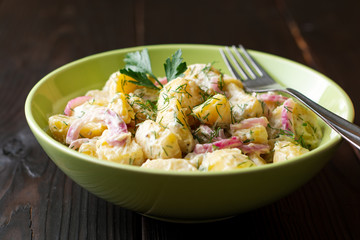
210, 76, 223, 93
66, 108, 128, 147
69, 138, 91, 150
103, 109, 128, 135
257, 93, 288, 103
198, 125, 213, 136
193, 136, 242, 154
281, 98, 295, 132
194, 136, 270, 155
230, 117, 268, 131
64, 96, 92, 116
196, 125, 226, 142
240, 143, 270, 154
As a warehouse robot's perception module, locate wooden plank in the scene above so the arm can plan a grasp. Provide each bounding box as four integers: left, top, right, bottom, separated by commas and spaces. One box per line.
142, 0, 304, 62
1, 0, 359, 239
283, 0, 360, 124
0, 0, 140, 239
140, 0, 360, 239
282, 0, 360, 239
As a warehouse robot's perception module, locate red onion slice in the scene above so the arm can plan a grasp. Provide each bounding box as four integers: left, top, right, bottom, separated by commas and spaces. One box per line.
281, 98, 295, 132
66, 108, 128, 147
230, 117, 269, 131
194, 136, 242, 154
64, 96, 92, 116
240, 143, 270, 154
257, 93, 288, 103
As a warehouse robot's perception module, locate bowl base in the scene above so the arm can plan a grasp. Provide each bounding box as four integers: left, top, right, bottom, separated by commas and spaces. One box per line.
140, 213, 235, 224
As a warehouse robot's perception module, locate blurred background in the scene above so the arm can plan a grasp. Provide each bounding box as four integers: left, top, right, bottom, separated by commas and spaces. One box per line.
2, 0, 359, 126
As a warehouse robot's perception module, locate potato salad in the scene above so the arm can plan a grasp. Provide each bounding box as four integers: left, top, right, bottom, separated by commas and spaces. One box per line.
48, 49, 323, 171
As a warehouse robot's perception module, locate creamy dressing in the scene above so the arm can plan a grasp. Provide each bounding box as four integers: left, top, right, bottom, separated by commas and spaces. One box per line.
48, 62, 323, 171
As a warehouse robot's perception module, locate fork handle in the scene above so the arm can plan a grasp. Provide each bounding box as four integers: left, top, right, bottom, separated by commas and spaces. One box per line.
284, 88, 360, 150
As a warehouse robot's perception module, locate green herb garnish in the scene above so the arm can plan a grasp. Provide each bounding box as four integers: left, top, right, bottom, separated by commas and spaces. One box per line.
120, 48, 160, 89
120, 48, 187, 90
123, 68, 159, 89
164, 49, 187, 82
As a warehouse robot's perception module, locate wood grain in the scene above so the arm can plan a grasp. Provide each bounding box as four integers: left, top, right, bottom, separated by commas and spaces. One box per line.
1, 0, 359, 239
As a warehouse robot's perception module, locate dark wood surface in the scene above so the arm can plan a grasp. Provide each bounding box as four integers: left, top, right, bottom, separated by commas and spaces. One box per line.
1, 0, 360, 239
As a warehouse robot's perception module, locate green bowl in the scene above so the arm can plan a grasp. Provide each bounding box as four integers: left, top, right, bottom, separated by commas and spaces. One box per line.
25, 44, 354, 223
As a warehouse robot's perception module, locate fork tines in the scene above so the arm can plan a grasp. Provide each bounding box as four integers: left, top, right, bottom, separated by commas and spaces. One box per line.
220, 45, 266, 81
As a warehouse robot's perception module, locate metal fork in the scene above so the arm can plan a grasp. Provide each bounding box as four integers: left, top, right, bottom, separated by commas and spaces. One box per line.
220, 45, 360, 150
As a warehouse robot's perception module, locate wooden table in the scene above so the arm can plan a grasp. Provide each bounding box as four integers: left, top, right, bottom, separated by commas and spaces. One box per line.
1, 0, 360, 239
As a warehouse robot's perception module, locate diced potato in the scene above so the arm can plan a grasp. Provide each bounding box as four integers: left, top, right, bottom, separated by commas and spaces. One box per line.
157, 77, 203, 125
223, 76, 243, 89
269, 99, 322, 149
141, 159, 198, 171
135, 120, 182, 159
199, 148, 255, 171
184, 63, 225, 94
96, 131, 145, 165
156, 98, 195, 153
293, 102, 323, 150
48, 114, 73, 143
225, 82, 263, 122
85, 90, 110, 106
108, 93, 135, 124
273, 140, 309, 163
184, 64, 241, 95
184, 152, 205, 169
49, 114, 107, 144
80, 122, 107, 139
78, 139, 98, 157
231, 125, 268, 144
108, 72, 139, 96
192, 94, 231, 127
248, 153, 267, 165
230, 117, 269, 144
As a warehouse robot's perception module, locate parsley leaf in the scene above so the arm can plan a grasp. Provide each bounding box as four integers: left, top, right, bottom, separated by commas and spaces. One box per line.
119, 68, 159, 90
120, 48, 162, 89
164, 49, 187, 82
123, 48, 153, 76
120, 48, 187, 90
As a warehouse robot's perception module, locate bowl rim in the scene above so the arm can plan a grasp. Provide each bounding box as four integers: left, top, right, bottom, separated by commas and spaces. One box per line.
25, 43, 355, 177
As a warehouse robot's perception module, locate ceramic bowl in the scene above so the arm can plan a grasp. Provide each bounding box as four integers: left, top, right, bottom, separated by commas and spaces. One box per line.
25, 44, 354, 222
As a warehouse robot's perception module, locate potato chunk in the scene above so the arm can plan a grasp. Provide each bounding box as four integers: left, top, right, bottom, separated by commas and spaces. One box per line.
199, 148, 255, 171
157, 77, 203, 126
269, 98, 322, 149
192, 94, 231, 127
107, 72, 139, 96
156, 98, 195, 153
96, 131, 144, 166
184, 63, 225, 94
78, 139, 98, 157
225, 82, 263, 122
135, 120, 182, 159
108, 93, 135, 124
48, 115, 73, 143
49, 114, 106, 143
230, 117, 269, 144
141, 158, 198, 171
273, 140, 309, 163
